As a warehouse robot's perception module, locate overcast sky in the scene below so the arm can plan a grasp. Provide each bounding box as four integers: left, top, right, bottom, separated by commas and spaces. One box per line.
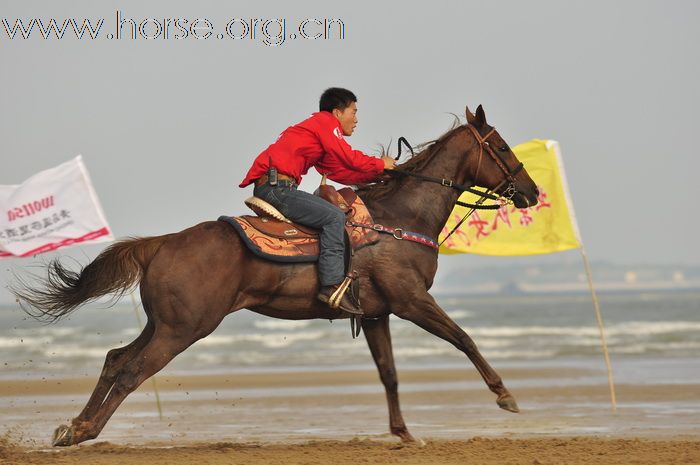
1, 1, 698, 302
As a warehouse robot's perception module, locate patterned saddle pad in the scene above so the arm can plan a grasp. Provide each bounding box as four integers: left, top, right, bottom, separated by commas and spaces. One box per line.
218, 187, 379, 263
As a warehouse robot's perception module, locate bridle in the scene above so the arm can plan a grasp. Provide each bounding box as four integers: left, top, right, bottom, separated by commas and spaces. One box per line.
465, 124, 523, 200
392, 125, 523, 203
389, 124, 525, 245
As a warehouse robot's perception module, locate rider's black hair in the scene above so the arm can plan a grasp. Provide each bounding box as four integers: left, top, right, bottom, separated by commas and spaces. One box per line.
319, 87, 357, 112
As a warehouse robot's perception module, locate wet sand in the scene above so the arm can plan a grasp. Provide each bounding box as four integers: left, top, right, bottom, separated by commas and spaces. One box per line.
2, 366, 699, 464
4, 437, 700, 465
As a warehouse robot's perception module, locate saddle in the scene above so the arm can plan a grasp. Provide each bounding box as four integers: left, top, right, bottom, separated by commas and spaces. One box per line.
218, 184, 379, 263
218, 182, 379, 337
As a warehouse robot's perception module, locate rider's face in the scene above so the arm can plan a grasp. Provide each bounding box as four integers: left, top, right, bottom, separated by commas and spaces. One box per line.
333, 102, 358, 136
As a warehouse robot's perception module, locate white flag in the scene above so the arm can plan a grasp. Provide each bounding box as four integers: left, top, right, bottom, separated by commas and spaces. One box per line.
0, 155, 113, 258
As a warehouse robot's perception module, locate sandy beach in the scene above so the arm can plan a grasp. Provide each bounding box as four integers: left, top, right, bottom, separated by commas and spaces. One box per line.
2, 365, 699, 464
2, 286, 699, 464
4, 437, 700, 465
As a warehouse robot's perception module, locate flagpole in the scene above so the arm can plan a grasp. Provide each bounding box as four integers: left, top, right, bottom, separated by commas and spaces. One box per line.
551, 139, 617, 412
130, 291, 164, 420
579, 247, 617, 412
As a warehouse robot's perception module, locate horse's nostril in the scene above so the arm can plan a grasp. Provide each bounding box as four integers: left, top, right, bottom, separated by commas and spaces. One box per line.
534, 186, 540, 197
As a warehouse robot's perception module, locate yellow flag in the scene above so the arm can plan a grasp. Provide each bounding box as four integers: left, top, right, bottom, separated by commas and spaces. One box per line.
439, 139, 581, 256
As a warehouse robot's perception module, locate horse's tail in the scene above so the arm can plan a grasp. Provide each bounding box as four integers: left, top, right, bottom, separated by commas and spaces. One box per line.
12, 235, 171, 324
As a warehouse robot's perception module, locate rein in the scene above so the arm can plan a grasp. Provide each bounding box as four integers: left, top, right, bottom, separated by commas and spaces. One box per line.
390, 134, 501, 204
389, 169, 502, 204
390, 124, 525, 246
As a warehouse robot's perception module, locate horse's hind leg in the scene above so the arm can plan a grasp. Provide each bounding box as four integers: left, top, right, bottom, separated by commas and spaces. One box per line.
392, 291, 519, 413
363, 315, 415, 442
53, 323, 195, 446
72, 320, 155, 425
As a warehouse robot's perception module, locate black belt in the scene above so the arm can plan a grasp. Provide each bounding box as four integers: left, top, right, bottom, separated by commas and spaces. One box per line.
255, 174, 296, 187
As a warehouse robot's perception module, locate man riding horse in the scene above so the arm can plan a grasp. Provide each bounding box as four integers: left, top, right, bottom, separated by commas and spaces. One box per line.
239, 87, 397, 316
13, 99, 540, 446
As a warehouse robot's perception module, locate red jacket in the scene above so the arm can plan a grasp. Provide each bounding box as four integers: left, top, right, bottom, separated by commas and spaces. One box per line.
239, 111, 385, 187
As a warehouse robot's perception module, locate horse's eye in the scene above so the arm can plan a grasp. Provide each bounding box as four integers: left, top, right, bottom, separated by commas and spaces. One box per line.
499, 145, 509, 152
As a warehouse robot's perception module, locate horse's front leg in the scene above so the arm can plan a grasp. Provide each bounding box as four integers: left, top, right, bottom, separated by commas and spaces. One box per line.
362, 314, 415, 442
390, 290, 519, 413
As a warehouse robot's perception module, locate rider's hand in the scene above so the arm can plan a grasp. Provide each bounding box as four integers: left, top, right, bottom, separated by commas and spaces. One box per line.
382, 156, 397, 170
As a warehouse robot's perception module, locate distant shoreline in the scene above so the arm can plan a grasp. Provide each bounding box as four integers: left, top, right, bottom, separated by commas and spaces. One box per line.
432, 284, 700, 298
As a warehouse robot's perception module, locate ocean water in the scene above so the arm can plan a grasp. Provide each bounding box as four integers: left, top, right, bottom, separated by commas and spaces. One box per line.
1, 290, 698, 381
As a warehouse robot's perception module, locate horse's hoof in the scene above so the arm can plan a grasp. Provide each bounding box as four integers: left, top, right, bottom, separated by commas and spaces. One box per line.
52, 424, 74, 447
400, 437, 426, 447
497, 394, 520, 413
394, 430, 426, 446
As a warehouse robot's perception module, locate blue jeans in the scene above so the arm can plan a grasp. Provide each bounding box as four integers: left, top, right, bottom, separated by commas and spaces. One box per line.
253, 182, 346, 287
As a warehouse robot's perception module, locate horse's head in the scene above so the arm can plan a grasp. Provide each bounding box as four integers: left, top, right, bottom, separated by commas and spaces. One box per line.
464, 105, 539, 209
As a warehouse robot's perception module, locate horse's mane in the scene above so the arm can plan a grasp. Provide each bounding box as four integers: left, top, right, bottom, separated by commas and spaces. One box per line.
357, 115, 465, 203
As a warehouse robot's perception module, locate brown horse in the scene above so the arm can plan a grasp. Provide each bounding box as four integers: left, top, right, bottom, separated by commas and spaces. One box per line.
13, 105, 539, 446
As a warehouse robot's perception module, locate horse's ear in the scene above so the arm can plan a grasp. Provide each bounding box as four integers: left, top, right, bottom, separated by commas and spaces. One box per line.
465, 106, 476, 125
475, 104, 488, 127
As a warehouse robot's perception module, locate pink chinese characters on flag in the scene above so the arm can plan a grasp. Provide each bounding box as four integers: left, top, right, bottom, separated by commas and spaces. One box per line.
0, 156, 113, 258
439, 139, 581, 256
